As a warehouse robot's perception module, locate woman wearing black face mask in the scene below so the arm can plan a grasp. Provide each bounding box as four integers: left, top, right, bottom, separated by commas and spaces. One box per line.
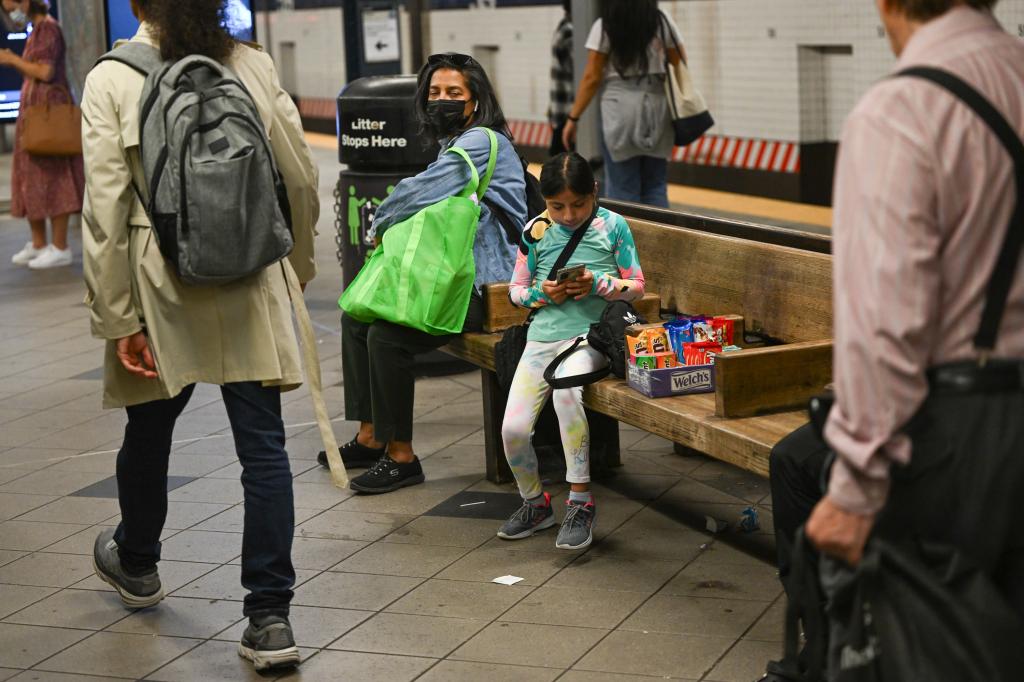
320, 52, 528, 495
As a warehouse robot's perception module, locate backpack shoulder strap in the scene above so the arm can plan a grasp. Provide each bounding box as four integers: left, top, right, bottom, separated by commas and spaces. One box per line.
95, 42, 163, 77
897, 67, 1024, 354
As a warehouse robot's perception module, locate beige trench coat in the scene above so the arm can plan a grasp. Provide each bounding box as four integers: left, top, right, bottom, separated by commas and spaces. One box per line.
81, 24, 319, 408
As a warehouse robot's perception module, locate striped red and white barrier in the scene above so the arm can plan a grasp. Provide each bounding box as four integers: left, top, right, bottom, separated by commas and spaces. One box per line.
508, 119, 800, 174
298, 102, 802, 175
670, 135, 800, 173
299, 98, 337, 120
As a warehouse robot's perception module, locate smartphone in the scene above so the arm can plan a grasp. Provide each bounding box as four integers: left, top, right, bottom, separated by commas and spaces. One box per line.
556, 264, 586, 284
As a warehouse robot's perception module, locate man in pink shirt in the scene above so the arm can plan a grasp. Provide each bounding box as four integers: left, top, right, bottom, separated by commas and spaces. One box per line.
796, 0, 1024, 674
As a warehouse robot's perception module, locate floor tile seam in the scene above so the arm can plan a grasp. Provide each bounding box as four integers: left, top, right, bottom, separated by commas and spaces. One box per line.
322, 542, 468, 577
525, 489, 649, 595
21, 627, 105, 673
0, 374, 102, 411
731, 591, 784, 647
1, 492, 63, 520
0, 583, 61, 620
696, 635, 749, 681
551, 528, 715, 676
4, 587, 137, 632
431, 582, 540, 666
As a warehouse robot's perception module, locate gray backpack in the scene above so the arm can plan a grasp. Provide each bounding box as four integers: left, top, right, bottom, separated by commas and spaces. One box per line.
97, 43, 294, 286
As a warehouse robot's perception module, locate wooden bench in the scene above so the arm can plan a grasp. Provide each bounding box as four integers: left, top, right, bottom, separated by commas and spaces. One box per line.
444, 210, 833, 483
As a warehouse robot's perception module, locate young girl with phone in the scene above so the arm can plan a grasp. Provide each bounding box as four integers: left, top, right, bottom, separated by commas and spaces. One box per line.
498, 152, 645, 550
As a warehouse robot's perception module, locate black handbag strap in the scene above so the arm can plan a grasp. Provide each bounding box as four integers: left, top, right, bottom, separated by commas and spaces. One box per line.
546, 207, 597, 280
898, 67, 1024, 354
543, 336, 611, 390
779, 527, 827, 681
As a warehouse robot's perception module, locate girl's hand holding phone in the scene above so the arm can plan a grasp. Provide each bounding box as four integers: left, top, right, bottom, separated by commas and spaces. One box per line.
564, 269, 593, 300
541, 279, 570, 304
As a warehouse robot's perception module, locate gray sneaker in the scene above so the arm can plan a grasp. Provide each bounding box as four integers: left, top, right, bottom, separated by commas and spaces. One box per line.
92, 528, 164, 609
497, 492, 556, 540
238, 615, 301, 671
555, 500, 596, 550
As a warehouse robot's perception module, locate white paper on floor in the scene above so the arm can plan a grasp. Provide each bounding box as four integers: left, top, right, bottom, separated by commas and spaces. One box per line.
492, 575, 525, 586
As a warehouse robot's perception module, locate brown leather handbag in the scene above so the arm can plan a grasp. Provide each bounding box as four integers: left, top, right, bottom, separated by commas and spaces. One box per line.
22, 83, 82, 157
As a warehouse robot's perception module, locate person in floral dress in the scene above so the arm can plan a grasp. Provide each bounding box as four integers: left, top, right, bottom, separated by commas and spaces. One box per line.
1, 0, 84, 269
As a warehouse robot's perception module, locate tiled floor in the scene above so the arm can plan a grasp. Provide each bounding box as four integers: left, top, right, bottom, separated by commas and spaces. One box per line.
0, 147, 784, 681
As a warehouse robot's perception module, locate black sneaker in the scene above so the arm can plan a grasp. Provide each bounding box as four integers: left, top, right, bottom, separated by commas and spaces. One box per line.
92, 528, 164, 609
349, 455, 425, 494
317, 436, 386, 469
238, 614, 300, 671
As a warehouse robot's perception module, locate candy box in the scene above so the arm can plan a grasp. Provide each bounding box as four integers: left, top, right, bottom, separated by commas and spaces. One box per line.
633, 354, 658, 370
627, 360, 715, 397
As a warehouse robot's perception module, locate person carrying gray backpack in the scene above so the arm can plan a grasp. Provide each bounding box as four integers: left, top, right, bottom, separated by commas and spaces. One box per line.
80, 0, 319, 672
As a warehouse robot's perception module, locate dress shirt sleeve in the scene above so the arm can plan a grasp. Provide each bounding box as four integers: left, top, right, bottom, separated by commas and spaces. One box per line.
593, 215, 646, 301
824, 103, 943, 515
81, 67, 141, 341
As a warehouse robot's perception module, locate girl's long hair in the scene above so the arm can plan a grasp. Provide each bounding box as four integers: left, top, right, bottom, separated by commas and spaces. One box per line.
599, 0, 660, 78
135, 0, 236, 63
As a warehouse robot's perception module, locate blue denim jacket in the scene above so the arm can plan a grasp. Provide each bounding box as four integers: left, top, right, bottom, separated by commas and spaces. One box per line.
371, 127, 526, 289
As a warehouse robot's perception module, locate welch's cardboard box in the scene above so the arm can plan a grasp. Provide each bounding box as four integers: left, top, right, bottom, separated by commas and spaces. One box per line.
626, 361, 715, 398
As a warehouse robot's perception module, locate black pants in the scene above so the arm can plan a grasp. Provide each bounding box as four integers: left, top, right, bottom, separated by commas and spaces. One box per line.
342, 291, 483, 444
113, 382, 295, 617
871, 389, 1024, 617
769, 422, 829, 584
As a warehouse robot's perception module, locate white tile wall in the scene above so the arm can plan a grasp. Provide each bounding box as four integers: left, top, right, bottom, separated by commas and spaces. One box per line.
260, 1, 1024, 142
256, 8, 348, 99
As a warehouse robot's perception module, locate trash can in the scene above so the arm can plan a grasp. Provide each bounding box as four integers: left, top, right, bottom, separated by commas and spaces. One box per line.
334, 75, 438, 289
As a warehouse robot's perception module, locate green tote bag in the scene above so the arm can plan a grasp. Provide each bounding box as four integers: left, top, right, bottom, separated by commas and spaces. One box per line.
339, 128, 498, 335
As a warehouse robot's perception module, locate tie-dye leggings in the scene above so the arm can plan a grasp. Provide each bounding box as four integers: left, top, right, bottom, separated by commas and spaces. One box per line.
501, 337, 608, 500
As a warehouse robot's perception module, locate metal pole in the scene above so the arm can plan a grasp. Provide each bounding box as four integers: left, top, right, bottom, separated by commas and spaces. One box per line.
570, 0, 600, 164
407, 0, 428, 73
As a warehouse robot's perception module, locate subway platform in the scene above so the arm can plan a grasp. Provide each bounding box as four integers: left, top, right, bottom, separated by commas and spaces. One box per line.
0, 144, 786, 682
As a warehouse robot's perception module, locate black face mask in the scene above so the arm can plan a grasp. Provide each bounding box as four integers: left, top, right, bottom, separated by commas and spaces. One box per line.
425, 99, 471, 137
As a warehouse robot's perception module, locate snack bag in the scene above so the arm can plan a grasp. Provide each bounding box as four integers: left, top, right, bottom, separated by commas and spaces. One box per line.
683, 341, 722, 366
676, 319, 694, 344
711, 317, 735, 346
646, 328, 671, 354
627, 335, 649, 357
692, 321, 714, 343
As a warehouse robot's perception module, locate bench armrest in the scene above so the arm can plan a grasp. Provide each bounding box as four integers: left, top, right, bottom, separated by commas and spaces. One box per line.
714, 340, 832, 418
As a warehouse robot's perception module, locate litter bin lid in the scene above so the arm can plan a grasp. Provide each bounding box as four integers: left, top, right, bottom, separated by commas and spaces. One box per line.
337, 75, 439, 169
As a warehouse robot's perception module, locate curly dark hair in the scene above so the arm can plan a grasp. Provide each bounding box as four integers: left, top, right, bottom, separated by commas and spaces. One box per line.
135, 0, 236, 63
599, 0, 660, 79
27, 0, 50, 17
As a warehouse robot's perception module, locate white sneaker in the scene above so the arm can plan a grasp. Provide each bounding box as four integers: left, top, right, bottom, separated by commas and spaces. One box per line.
11, 242, 45, 265
27, 245, 72, 269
